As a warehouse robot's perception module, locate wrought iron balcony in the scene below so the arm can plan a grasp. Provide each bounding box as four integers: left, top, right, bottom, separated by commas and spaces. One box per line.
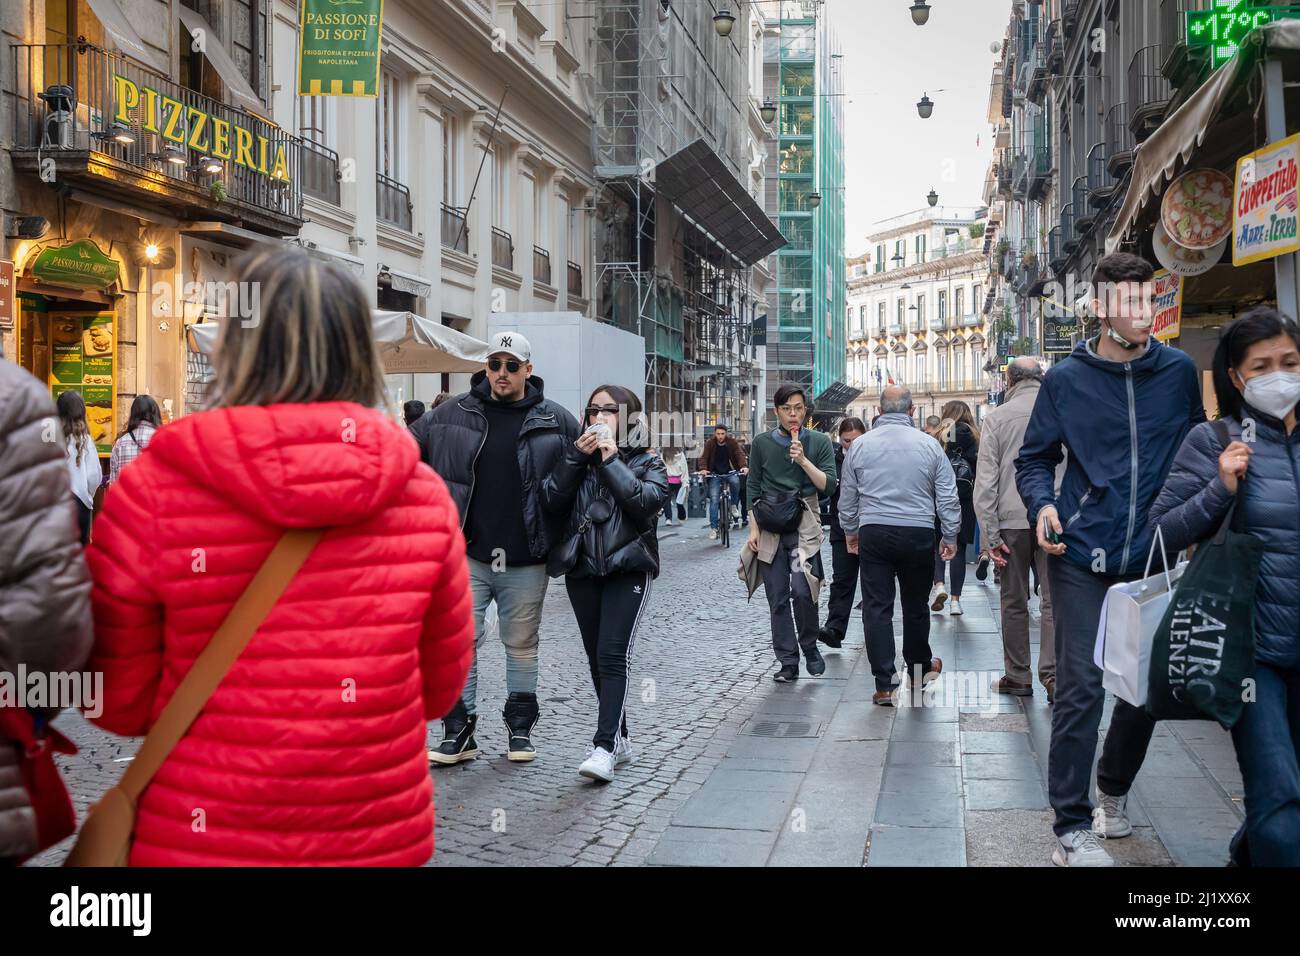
1106, 103, 1135, 177
1062, 203, 1079, 254
568, 260, 583, 298
1087, 142, 1114, 207
301, 138, 340, 206
1128, 45, 1173, 142
377, 173, 413, 231
441, 203, 469, 253
9, 42, 303, 233
1160, 0, 1214, 88
1074, 176, 1095, 232
533, 246, 552, 285
491, 226, 514, 271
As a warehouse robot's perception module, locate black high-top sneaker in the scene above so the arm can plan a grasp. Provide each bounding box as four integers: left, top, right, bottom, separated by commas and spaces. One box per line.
502, 692, 539, 762
428, 700, 479, 765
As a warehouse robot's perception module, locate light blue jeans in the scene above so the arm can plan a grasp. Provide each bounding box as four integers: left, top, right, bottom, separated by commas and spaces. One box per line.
461, 558, 550, 715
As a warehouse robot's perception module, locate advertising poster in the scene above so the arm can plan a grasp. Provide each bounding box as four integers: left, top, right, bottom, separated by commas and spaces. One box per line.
1233, 132, 1300, 266
49, 312, 117, 456
1152, 270, 1184, 343
298, 0, 385, 97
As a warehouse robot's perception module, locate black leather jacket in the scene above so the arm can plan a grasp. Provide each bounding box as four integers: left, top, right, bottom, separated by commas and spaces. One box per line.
414, 372, 580, 562
541, 444, 670, 579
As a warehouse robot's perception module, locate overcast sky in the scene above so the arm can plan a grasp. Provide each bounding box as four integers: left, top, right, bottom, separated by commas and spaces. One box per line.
828, 0, 1012, 253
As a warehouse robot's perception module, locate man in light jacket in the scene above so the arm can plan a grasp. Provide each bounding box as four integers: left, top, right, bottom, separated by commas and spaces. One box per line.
840, 386, 960, 705
975, 356, 1058, 702
0, 356, 93, 862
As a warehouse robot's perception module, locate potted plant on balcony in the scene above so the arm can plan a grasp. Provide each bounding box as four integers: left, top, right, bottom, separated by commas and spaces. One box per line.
209, 180, 227, 203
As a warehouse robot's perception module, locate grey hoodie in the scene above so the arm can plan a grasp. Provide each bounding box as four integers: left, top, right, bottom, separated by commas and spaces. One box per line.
838, 412, 961, 542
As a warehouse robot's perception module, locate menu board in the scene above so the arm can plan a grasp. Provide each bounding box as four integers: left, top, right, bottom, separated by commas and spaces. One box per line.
49, 311, 116, 456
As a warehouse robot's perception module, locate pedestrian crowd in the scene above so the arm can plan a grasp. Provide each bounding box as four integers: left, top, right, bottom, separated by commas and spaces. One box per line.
1, 249, 1296, 868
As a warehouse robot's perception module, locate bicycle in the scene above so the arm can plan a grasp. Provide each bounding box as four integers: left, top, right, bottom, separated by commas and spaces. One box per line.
712, 470, 741, 548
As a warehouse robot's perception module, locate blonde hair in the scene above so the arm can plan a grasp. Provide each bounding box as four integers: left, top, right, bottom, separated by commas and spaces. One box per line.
213, 247, 386, 409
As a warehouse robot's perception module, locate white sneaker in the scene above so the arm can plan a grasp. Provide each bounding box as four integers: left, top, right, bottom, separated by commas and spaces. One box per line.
1092, 789, 1133, 839
579, 746, 617, 782
929, 583, 948, 611
709, 529, 718, 540
1053, 829, 1115, 867
613, 735, 634, 767
949, 597, 963, 616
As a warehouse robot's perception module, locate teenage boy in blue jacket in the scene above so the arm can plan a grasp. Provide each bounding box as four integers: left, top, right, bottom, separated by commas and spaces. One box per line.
1015, 253, 1206, 867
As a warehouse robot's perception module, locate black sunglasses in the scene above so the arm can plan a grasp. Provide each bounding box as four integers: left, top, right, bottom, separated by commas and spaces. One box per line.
488, 358, 522, 373
585, 404, 621, 417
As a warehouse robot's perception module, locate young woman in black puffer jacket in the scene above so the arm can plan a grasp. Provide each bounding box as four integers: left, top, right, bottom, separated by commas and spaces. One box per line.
541, 384, 669, 784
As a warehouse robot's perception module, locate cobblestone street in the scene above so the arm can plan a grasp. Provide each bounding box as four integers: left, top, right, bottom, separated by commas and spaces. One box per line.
32, 519, 1246, 867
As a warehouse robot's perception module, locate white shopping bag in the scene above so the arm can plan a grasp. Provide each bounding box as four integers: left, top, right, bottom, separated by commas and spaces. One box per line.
1092, 527, 1187, 707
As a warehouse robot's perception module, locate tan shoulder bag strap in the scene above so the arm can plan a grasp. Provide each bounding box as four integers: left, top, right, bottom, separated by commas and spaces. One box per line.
66, 528, 324, 866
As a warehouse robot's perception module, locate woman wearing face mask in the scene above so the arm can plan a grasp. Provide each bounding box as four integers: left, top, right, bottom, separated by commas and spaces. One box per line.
1149, 306, 1300, 867
541, 385, 669, 783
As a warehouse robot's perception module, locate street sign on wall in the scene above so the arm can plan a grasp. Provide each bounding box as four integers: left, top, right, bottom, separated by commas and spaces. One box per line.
0, 260, 13, 329
299, 0, 385, 97
1187, 2, 1300, 70
1152, 270, 1184, 342
1233, 132, 1300, 266
1042, 316, 1075, 355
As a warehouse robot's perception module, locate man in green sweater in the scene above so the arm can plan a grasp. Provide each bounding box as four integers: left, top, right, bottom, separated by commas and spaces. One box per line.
745, 384, 838, 682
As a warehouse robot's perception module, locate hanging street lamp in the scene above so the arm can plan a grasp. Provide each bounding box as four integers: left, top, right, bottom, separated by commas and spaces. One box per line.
808, 191, 822, 210
917, 93, 934, 119
760, 98, 777, 124
910, 2, 932, 26
713, 9, 736, 37
927, 189, 939, 207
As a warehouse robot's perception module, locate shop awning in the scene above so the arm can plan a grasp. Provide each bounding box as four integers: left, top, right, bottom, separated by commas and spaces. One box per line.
187, 310, 492, 374
1107, 20, 1300, 254
85, 0, 168, 74
175, 5, 265, 116
655, 139, 787, 266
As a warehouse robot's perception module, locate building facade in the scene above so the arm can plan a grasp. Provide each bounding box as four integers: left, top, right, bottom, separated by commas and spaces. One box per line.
761, 0, 846, 429
846, 207, 991, 424
1, 0, 601, 448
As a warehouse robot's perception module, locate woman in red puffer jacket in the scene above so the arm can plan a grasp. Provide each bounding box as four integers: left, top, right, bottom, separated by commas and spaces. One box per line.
84, 247, 473, 866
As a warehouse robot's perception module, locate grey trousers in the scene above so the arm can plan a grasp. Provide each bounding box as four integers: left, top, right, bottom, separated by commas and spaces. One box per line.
760, 530, 820, 666
999, 528, 1056, 687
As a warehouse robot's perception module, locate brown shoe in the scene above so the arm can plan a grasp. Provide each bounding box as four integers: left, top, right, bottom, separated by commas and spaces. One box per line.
1045, 678, 1056, 704
922, 657, 943, 685
872, 688, 897, 707
993, 676, 1033, 697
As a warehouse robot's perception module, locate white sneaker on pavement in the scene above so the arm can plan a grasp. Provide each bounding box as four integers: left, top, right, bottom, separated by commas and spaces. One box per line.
614, 735, 634, 767
579, 746, 617, 782
1092, 788, 1133, 838
928, 583, 948, 611
949, 597, 963, 615
1053, 829, 1115, 867
709, 528, 718, 540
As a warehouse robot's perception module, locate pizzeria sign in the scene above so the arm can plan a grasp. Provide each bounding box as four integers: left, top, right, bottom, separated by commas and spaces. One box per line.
112, 75, 291, 182
1233, 132, 1300, 266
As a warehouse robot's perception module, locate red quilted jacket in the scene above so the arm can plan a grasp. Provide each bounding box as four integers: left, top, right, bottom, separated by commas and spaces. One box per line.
84, 402, 473, 866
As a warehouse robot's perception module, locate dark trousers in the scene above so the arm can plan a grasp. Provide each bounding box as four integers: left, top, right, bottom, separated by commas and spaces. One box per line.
760, 530, 819, 666
74, 500, 92, 546
824, 535, 859, 638
1229, 662, 1300, 866
1048, 556, 1158, 836
859, 524, 936, 691
933, 549, 967, 595
565, 571, 652, 751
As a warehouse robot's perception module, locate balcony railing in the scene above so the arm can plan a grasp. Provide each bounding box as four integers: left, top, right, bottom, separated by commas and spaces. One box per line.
1128, 45, 1173, 141
491, 226, 515, 271
1061, 203, 1079, 254
930, 317, 947, 332
377, 173, 413, 231
301, 138, 340, 206
961, 313, 982, 328
568, 260, 583, 298
1087, 142, 1113, 207
441, 202, 469, 253
533, 246, 551, 285
1106, 102, 1135, 177
1160, 0, 1214, 86
1074, 176, 1095, 231
9, 42, 302, 227
1048, 226, 1065, 271
887, 322, 903, 335
1029, 143, 1051, 200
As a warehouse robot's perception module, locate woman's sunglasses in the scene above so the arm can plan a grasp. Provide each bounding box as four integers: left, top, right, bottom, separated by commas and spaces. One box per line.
488, 358, 522, 373
585, 404, 621, 418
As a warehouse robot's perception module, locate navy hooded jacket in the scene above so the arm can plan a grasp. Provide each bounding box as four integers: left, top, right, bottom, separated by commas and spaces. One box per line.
1014, 337, 1205, 577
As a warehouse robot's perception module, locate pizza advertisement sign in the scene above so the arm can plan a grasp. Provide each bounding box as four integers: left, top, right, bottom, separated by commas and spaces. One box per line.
1233, 132, 1300, 266
49, 312, 117, 456
1152, 270, 1184, 343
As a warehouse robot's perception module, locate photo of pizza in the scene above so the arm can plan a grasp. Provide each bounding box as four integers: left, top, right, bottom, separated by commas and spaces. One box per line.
1161, 168, 1233, 250
83, 324, 114, 356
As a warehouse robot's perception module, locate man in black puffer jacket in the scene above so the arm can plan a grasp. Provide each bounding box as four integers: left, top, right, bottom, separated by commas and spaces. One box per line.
416, 331, 580, 766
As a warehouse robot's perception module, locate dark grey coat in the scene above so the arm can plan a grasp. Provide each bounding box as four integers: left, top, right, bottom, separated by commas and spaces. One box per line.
1149, 410, 1300, 668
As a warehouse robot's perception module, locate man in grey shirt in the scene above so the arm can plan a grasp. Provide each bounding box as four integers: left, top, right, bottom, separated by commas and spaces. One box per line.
840, 386, 961, 705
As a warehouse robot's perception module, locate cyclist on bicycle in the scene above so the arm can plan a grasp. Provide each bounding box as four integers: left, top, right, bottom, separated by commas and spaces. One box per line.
697, 423, 748, 540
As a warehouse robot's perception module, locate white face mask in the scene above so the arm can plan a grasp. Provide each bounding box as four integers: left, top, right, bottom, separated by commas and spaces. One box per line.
1241, 370, 1300, 420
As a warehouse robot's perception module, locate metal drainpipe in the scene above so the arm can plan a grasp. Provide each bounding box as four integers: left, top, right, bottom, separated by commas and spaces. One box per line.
1265, 57, 1298, 319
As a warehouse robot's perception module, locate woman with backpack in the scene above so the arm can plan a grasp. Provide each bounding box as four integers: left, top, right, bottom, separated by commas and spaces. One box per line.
541, 385, 668, 783
107, 394, 162, 487
930, 400, 979, 615
81, 247, 474, 866
1149, 308, 1300, 866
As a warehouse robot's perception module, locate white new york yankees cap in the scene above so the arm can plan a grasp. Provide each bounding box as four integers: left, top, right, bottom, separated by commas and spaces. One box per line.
488, 330, 531, 362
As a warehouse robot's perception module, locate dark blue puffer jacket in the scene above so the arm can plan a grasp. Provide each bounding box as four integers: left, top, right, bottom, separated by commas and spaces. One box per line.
1015, 338, 1205, 576
1149, 411, 1300, 668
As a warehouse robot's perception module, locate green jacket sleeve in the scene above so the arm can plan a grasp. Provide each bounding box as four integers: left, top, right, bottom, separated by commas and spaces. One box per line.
813, 431, 837, 498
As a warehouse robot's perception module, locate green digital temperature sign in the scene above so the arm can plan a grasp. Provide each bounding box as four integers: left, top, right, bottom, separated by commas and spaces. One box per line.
1187, 1, 1300, 68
